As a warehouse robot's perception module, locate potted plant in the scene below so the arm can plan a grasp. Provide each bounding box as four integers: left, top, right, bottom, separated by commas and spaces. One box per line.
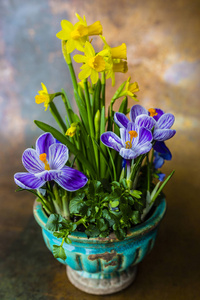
14, 13, 176, 295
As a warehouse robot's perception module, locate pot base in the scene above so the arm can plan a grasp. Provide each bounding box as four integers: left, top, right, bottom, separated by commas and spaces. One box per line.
67, 265, 137, 295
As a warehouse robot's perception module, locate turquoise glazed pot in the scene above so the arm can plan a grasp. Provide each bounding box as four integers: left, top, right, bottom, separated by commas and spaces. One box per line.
33, 198, 166, 295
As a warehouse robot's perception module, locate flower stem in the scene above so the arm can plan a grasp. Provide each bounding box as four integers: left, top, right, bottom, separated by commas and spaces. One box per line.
101, 72, 106, 108
62, 190, 70, 220
53, 183, 62, 214
84, 80, 99, 172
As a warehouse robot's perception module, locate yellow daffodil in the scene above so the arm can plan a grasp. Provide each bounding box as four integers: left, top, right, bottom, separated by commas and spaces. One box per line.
73, 42, 109, 84
119, 77, 139, 100
35, 83, 51, 111
66, 123, 78, 137
101, 36, 127, 60
100, 36, 128, 86
56, 13, 103, 54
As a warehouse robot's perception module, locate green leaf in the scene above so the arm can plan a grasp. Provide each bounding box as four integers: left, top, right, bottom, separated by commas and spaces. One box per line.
46, 214, 63, 231
110, 200, 119, 208
131, 211, 141, 225
85, 224, 100, 237
97, 218, 108, 232
53, 245, 67, 260
74, 89, 89, 132
69, 193, 85, 214
118, 96, 128, 114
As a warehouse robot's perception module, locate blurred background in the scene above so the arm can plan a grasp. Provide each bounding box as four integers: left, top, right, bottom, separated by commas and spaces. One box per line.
0, 0, 200, 299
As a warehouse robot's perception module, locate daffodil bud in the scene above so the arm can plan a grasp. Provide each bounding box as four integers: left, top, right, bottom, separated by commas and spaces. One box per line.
94, 110, 100, 140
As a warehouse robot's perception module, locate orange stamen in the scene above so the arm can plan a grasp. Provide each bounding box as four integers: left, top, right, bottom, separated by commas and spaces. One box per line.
148, 108, 158, 117
125, 130, 138, 149
39, 153, 50, 171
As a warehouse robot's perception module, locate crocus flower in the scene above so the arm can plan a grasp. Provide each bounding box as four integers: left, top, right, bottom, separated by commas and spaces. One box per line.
14, 132, 88, 191
114, 104, 176, 142
153, 141, 172, 181
101, 123, 153, 160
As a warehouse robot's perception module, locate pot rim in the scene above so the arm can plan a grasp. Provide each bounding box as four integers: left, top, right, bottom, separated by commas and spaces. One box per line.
33, 198, 166, 243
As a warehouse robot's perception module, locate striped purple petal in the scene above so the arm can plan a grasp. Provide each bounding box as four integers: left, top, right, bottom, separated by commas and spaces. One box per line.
135, 114, 156, 130
36, 170, 62, 181
49, 143, 69, 170
130, 105, 148, 122
36, 132, 55, 159
138, 127, 153, 145
22, 148, 44, 174
14, 172, 45, 189
153, 129, 176, 141
152, 108, 164, 121
114, 112, 130, 128
55, 166, 88, 191
135, 142, 152, 156
157, 113, 175, 129
101, 132, 123, 152
119, 148, 138, 160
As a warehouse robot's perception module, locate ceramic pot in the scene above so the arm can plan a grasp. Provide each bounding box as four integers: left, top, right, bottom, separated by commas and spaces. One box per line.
33, 198, 166, 295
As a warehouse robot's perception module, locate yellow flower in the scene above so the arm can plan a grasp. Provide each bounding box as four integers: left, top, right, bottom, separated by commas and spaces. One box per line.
73, 42, 109, 84
119, 77, 139, 100
66, 123, 78, 137
56, 14, 103, 54
35, 83, 50, 111
101, 36, 127, 60
100, 36, 128, 86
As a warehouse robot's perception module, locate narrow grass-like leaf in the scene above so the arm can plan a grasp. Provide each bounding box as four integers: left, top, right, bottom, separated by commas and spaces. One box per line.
151, 170, 175, 202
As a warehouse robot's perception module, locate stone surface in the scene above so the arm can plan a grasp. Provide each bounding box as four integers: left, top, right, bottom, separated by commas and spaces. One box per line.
0, 0, 200, 299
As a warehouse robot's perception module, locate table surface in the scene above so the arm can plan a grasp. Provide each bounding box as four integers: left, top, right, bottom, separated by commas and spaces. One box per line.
1, 0, 200, 299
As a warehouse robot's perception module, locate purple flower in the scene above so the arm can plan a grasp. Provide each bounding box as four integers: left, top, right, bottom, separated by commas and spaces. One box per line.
157, 172, 165, 182
153, 141, 172, 181
14, 132, 88, 191
101, 123, 153, 160
114, 104, 176, 142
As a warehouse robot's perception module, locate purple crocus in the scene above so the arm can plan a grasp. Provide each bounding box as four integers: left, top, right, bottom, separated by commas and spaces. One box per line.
14, 132, 88, 191
114, 104, 176, 142
101, 123, 153, 160
153, 141, 172, 181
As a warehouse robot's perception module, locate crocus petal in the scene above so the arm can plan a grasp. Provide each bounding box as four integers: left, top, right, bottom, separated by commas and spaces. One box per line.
127, 122, 137, 132
22, 148, 44, 174
101, 132, 123, 151
153, 108, 164, 121
119, 148, 138, 160
130, 105, 148, 122
55, 166, 88, 191
49, 143, 69, 170
36, 170, 62, 182
153, 141, 172, 160
36, 133, 55, 159
135, 114, 156, 130
153, 129, 176, 141
138, 127, 153, 145
158, 173, 165, 181
157, 113, 175, 129
154, 152, 165, 169
114, 112, 130, 129
120, 128, 131, 146
14, 172, 45, 189
135, 142, 152, 156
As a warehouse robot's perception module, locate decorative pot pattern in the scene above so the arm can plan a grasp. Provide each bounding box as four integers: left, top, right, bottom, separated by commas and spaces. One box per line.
33, 198, 166, 295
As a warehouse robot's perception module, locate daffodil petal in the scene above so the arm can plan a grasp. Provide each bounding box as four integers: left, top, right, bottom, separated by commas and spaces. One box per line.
61, 20, 73, 32
84, 41, 95, 57
66, 39, 76, 53
56, 30, 69, 40
73, 54, 86, 63
90, 69, 99, 84
78, 66, 91, 80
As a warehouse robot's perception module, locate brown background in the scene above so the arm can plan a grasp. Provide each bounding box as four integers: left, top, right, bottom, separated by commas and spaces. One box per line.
0, 0, 200, 299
